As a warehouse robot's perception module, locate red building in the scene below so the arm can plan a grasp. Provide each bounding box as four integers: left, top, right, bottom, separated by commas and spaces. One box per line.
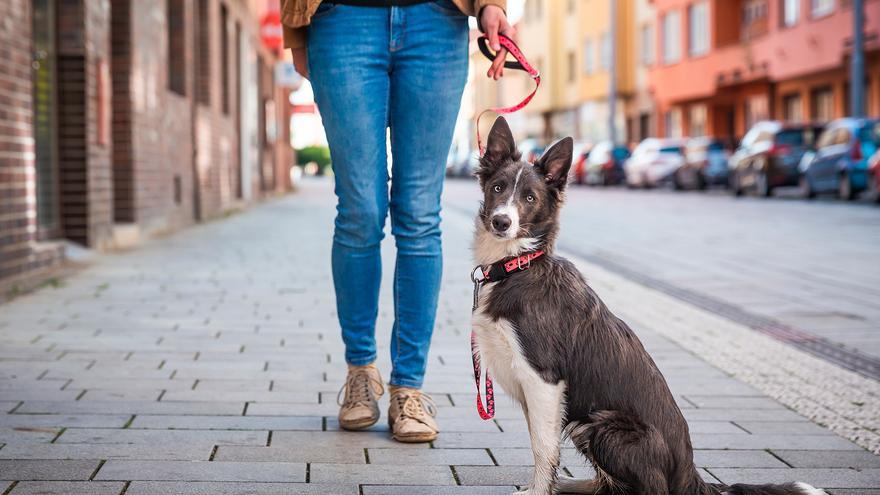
1, 0, 294, 297
649, 0, 880, 141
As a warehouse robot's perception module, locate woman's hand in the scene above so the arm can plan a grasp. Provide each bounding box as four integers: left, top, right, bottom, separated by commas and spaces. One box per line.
479, 5, 516, 80
291, 48, 309, 79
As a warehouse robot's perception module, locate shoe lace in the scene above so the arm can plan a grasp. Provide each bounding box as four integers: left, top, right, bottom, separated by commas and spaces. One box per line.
393, 390, 437, 421
337, 368, 384, 408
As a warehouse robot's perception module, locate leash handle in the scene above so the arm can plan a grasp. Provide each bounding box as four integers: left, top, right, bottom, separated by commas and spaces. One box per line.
475, 34, 541, 156
471, 331, 495, 420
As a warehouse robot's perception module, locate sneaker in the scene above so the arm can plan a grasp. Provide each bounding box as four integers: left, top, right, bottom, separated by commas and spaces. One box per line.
337, 363, 384, 430
388, 386, 439, 443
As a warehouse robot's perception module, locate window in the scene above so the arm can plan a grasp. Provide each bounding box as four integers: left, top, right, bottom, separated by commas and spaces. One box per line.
782, 0, 800, 26
583, 38, 594, 75
783, 93, 803, 122
742, 0, 769, 40
745, 95, 769, 129
167, 0, 186, 95
662, 11, 681, 64
811, 0, 834, 17
196, 0, 210, 105
600, 32, 611, 71
567, 51, 576, 83
688, 2, 709, 57
641, 24, 654, 66
689, 105, 707, 137
665, 108, 683, 138
811, 86, 834, 121
220, 3, 230, 114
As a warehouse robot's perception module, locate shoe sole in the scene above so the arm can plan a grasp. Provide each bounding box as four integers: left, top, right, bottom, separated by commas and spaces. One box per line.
391, 432, 437, 443
339, 417, 380, 431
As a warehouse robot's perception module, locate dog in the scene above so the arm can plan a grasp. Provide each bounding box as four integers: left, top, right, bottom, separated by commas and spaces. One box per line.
470, 116, 827, 495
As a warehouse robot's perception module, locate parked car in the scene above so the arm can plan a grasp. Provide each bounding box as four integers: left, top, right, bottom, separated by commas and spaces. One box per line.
581, 141, 630, 186
624, 138, 686, 188
868, 149, 880, 203
799, 118, 879, 200
728, 121, 823, 197
675, 137, 730, 190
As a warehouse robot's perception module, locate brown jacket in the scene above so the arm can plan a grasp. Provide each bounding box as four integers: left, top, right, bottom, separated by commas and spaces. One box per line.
281, 0, 506, 49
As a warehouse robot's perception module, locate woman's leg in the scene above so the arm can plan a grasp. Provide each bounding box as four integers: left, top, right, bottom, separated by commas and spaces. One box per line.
308, 5, 392, 368
386, 2, 469, 389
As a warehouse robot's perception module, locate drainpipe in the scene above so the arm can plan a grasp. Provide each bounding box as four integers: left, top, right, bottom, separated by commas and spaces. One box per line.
851, 0, 865, 117
609, 0, 618, 145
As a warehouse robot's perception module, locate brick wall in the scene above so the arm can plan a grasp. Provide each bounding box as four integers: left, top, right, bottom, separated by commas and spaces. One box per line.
0, 0, 64, 292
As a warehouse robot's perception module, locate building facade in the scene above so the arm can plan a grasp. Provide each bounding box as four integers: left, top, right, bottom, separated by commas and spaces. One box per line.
649, 0, 880, 141
1, 0, 293, 296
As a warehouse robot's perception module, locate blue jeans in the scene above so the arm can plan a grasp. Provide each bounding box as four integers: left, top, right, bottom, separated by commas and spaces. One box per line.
308, 1, 468, 388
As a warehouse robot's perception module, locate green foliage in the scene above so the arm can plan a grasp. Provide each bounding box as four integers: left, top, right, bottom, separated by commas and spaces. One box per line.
296, 146, 332, 169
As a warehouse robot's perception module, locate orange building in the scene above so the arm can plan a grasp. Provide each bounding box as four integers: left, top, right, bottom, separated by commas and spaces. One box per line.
649, 0, 880, 142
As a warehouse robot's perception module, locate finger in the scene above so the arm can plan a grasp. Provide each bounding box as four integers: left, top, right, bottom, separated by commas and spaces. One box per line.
486, 22, 500, 52
490, 49, 506, 79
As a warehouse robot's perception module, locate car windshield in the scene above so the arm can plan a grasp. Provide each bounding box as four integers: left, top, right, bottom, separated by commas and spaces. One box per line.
707, 141, 724, 151
612, 148, 629, 159
659, 146, 683, 154
776, 129, 807, 146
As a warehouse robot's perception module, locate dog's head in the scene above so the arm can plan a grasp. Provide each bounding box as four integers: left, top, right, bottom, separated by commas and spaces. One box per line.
476, 117, 573, 250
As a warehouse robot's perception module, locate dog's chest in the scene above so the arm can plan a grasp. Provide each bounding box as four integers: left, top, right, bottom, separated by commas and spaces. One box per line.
471, 285, 536, 405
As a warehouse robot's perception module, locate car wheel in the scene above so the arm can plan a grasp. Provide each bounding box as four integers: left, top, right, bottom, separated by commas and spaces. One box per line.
756, 170, 772, 197
838, 172, 855, 201
799, 175, 816, 199
673, 170, 684, 191
697, 173, 707, 191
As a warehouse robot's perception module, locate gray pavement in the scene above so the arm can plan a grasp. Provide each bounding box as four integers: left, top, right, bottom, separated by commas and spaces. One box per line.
0, 178, 878, 494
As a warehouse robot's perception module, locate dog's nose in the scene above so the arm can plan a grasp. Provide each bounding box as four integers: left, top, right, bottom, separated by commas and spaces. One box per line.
491, 215, 512, 233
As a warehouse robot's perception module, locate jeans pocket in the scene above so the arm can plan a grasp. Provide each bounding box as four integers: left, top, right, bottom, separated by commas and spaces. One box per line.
428, 0, 464, 16
311, 2, 337, 20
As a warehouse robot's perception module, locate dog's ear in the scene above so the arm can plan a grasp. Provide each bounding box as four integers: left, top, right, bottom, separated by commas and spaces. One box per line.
477, 117, 519, 184
535, 137, 573, 190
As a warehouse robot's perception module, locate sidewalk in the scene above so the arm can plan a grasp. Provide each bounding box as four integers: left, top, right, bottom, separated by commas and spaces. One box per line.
0, 178, 878, 494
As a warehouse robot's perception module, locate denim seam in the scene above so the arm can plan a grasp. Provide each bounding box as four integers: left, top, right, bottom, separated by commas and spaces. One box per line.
389, 375, 422, 389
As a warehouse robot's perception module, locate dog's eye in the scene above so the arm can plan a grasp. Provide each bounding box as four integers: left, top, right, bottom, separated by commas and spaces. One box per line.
493, 185, 502, 193
526, 194, 535, 203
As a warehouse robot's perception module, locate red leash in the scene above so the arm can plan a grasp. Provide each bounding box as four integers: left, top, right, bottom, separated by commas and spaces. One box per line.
470, 251, 546, 421
475, 34, 541, 156
470, 36, 541, 421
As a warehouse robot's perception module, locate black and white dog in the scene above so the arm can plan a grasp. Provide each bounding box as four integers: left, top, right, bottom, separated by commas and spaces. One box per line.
470, 117, 826, 495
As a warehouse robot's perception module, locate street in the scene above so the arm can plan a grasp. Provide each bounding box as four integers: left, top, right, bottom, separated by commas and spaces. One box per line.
0, 178, 878, 494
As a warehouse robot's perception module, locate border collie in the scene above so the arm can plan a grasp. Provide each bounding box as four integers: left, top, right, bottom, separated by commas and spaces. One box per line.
470, 117, 826, 495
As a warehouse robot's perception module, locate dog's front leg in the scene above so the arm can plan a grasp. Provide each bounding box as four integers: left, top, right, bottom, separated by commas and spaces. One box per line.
515, 381, 566, 495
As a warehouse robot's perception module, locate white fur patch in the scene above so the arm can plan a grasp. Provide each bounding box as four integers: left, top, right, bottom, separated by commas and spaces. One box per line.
793, 482, 827, 495
472, 299, 566, 495
490, 165, 526, 240
472, 220, 539, 266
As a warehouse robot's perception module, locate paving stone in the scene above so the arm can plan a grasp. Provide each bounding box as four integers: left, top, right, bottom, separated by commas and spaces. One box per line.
14, 400, 245, 415
79, 389, 163, 401
271, 431, 428, 449
487, 448, 584, 467
161, 390, 318, 403
367, 448, 494, 465
0, 427, 59, 444
691, 434, 862, 451
8, 481, 125, 495
0, 460, 100, 480
129, 414, 322, 430
771, 450, 880, 468
309, 464, 455, 485
693, 449, 788, 468
362, 486, 517, 495
453, 466, 533, 486
213, 446, 365, 463
0, 482, 12, 493
684, 396, 789, 409
55, 428, 267, 446
0, 443, 212, 460
94, 460, 306, 482
0, 414, 131, 429
734, 421, 837, 435
682, 409, 809, 422
433, 432, 531, 449
125, 482, 358, 495
708, 468, 880, 489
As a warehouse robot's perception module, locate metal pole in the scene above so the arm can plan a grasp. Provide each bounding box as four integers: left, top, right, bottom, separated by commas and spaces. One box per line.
609, 0, 618, 144
851, 0, 865, 117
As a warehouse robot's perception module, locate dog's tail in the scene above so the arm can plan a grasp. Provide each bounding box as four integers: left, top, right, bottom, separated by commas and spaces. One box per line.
716, 482, 827, 495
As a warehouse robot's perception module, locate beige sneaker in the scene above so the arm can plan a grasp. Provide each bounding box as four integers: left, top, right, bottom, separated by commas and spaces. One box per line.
388, 386, 439, 443
337, 363, 384, 430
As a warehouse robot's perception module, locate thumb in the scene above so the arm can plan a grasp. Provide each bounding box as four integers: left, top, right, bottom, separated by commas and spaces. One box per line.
486, 23, 500, 51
